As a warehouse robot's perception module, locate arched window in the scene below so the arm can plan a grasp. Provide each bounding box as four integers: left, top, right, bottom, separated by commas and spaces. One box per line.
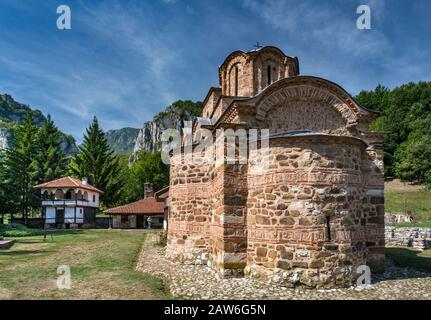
234, 66, 239, 96
55, 189, 64, 200
267, 65, 272, 86
65, 189, 73, 200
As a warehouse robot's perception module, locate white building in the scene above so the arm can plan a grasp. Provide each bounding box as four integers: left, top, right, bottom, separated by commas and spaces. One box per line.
34, 176, 103, 228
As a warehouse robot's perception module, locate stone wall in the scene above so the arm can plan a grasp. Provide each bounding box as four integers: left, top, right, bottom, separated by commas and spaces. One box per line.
167, 134, 385, 287
244, 136, 383, 288
166, 150, 214, 264
385, 226, 431, 250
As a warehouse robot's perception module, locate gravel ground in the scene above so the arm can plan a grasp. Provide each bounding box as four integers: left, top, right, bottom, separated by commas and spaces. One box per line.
136, 233, 431, 300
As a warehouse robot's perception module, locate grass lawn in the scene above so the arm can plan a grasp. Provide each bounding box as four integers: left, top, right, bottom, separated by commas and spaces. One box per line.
385, 180, 431, 227
386, 247, 431, 273
0, 229, 170, 300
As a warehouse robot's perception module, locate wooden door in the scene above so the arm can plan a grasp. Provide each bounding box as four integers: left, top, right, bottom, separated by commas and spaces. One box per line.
56, 209, 65, 224
136, 215, 144, 229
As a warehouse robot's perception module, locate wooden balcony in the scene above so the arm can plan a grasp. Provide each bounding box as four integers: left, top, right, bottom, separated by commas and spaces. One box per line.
41, 200, 98, 208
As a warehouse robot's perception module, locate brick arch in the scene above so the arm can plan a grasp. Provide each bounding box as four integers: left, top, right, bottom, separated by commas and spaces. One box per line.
253, 77, 373, 126
227, 62, 242, 96
220, 52, 249, 95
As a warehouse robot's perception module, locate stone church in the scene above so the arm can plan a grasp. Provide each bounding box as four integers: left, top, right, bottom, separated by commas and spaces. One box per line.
166, 46, 385, 288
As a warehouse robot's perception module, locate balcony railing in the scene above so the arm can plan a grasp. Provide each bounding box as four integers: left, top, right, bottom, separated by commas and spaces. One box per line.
41, 200, 97, 207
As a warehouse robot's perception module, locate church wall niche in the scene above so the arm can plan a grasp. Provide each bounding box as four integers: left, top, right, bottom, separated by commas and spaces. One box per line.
223, 55, 252, 97
268, 102, 348, 135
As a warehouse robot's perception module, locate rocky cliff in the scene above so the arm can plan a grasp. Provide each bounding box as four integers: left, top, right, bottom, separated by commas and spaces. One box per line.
132, 100, 202, 158
0, 94, 77, 155
0, 123, 11, 150
105, 127, 140, 154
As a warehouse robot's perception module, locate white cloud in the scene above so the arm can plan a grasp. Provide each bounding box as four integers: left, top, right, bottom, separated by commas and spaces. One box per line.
241, 0, 390, 57
78, 1, 180, 105
0, 0, 188, 139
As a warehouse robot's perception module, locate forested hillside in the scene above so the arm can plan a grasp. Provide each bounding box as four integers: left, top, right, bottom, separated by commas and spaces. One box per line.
356, 82, 431, 186
0, 94, 77, 155
105, 127, 139, 154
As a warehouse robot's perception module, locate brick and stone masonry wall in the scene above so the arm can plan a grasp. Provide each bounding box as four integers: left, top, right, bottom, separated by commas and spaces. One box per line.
166, 132, 385, 288
166, 134, 385, 288
385, 226, 431, 250
245, 136, 383, 287
165, 149, 214, 264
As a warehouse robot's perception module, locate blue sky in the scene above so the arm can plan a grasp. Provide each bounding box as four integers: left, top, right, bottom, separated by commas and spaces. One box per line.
0, 0, 430, 143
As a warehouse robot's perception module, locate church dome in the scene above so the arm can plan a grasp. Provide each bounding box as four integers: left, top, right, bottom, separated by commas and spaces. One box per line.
218, 46, 299, 97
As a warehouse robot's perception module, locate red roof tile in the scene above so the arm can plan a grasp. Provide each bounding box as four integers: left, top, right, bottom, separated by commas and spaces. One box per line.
33, 176, 103, 194
105, 197, 164, 215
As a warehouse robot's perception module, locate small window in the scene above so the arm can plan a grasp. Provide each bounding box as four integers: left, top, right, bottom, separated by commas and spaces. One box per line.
234, 66, 239, 96
326, 216, 331, 241
93, 195, 96, 202
121, 215, 128, 224
267, 65, 272, 86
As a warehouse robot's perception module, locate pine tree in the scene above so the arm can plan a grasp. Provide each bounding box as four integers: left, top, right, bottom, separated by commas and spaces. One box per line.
3, 115, 39, 222
0, 151, 11, 223
33, 114, 67, 183
69, 116, 124, 206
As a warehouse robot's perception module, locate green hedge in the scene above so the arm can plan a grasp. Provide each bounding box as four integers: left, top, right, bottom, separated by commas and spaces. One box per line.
0, 224, 43, 237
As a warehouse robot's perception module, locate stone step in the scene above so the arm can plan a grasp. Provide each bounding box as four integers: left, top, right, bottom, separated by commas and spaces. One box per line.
0, 240, 15, 249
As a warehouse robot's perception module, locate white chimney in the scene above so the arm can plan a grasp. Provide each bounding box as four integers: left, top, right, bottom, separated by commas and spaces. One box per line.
82, 177, 88, 185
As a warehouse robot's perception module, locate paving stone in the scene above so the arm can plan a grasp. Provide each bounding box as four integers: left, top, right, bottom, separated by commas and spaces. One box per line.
137, 233, 431, 300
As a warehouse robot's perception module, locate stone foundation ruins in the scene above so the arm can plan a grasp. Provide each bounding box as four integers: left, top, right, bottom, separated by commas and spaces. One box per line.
386, 226, 431, 251
166, 46, 385, 288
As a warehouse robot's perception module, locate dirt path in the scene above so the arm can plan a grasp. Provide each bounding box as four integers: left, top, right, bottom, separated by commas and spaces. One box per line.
385, 179, 424, 192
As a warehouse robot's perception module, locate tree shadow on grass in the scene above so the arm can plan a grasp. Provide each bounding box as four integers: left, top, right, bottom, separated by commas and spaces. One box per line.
12, 240, 45, 244
372, 247, 431, 283
0, 249, 56, 256
3, 230, 85, 243
40, 229, 85, 236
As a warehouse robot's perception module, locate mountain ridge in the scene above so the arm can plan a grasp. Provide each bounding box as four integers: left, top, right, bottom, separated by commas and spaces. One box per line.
105, 127, 140, 154
0, 93, 77, 155
132, 100, 202, 159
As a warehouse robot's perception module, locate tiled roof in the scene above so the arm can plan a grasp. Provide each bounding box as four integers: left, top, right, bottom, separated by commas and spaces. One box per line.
105, 197, 164, 215
33, 176, 103, 194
